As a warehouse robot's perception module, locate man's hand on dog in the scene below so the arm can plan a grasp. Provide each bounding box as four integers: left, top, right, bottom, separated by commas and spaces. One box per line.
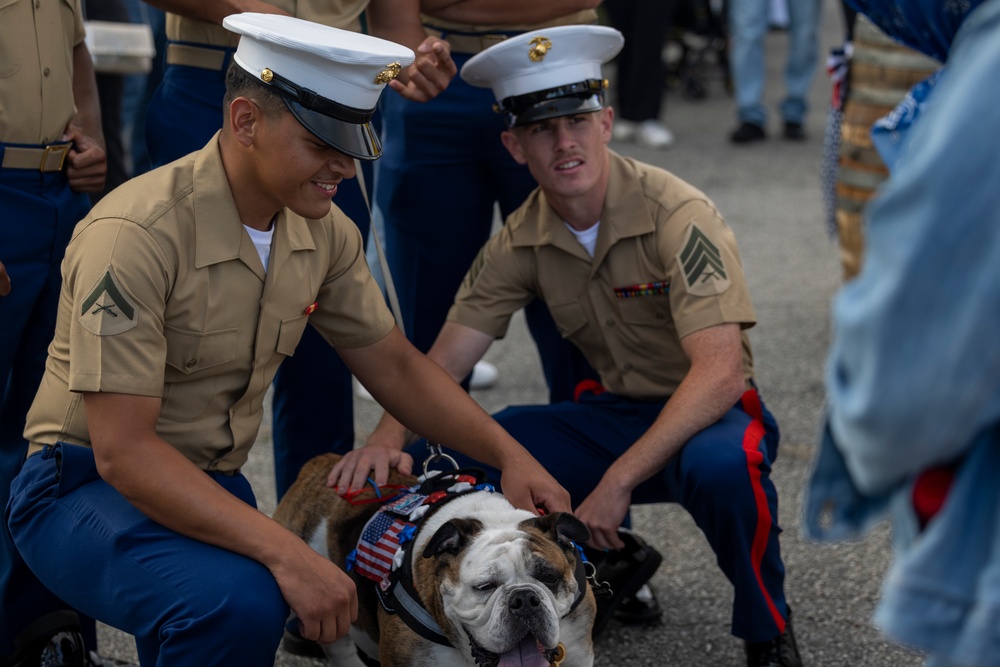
329, 446, 574, 516
272, 545, 358, 644
574, 480, 631, 551
327, 446, 413, 492
497, 454, 573, 517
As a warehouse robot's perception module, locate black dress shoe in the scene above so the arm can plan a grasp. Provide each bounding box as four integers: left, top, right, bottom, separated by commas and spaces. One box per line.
745, 606, 803, 667
613, 583, 663, 625
730, 121, 767, 144
783, 121, 806, 141
3, 611, 87, 667
589, 529, 663, 637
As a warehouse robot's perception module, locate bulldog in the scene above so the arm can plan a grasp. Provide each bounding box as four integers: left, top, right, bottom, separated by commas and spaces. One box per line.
272, 453, 596, 667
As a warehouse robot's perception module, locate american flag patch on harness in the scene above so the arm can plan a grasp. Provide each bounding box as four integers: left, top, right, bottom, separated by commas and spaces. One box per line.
352, 511, 414, 585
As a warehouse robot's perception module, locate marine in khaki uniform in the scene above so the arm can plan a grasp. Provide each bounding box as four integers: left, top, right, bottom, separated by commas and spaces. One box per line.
375, 1, 604, 407
142, 0, 458, 528
0, 0, 108, 663
6, 16, 569, 667
333, 25, 805, 665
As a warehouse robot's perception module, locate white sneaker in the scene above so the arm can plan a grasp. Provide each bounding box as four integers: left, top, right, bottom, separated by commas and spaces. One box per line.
469, 360, 499, 389
354, 360, 498, 401
634, 120, 675, 149
612, 118, 637, 142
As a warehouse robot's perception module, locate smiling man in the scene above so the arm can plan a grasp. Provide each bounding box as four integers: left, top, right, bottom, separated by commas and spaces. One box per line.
330, 24, 804, 664
4, 15, 569, 667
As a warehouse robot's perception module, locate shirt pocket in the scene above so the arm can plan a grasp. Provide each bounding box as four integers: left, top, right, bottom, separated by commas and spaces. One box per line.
617, 294, 672, 328
161, 325, 238, 422
547, 300, 589, 339
0, 0, 26, 78
275, 314, 310, 356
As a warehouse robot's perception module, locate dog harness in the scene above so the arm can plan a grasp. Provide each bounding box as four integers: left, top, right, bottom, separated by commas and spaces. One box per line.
345, 468, 593, 649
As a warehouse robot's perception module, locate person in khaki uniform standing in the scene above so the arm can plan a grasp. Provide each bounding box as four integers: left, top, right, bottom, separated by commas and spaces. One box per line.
330, 26, 805, 665
0, 0, 107, 663
5, 15, 570, 667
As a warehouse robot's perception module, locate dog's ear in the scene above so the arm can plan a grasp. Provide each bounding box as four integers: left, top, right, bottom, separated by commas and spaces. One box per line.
527, 512, 591, 548
423, 518, 483, 559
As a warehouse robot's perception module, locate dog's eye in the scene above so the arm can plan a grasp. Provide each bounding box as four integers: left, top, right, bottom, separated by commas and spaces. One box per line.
535, 569, 561, 587
476, 581, 498, 592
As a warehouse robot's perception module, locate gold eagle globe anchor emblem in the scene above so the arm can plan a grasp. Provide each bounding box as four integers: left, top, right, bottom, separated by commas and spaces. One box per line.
374, 62, 402, 84
528, 36, 552, 62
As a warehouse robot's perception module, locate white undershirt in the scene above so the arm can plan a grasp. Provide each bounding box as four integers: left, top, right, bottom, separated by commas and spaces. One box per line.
565, 221, 600, 257
244, 224, 274, 273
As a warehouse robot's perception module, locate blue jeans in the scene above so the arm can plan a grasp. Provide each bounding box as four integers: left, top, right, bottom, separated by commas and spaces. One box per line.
8, 444, 288, 666
728, 0, 821, 125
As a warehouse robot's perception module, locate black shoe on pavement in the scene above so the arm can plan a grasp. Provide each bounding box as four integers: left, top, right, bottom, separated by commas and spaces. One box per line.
783, 121, 806, 141
3, 611, 87, 667
589, 529, 663, 638
730, 121, 767, 144
36, 629, 86, 667
613, 583, 663, 625
745, 607, 803, 667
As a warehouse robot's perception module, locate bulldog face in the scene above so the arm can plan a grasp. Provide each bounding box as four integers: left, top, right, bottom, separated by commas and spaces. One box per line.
422, 512, 590, 667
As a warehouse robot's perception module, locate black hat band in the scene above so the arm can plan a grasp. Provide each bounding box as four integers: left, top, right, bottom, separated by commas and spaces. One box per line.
264, 68, 375, 124
497, 79, 607, 128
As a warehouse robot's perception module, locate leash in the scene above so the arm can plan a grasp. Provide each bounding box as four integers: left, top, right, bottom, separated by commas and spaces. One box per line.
353, 159, 406, 338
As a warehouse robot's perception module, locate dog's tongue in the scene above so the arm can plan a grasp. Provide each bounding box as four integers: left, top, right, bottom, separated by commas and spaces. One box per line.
498, 636, 549, 667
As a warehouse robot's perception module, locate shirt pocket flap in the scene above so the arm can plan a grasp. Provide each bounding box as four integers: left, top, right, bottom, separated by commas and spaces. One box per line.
164, 326, 238, 374
276, 314, 310, 356
547, 300, 588, 338
617, 294, 671, 327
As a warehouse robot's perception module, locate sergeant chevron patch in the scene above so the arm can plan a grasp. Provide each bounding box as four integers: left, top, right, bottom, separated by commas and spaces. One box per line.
79, 267, 139, 336
677, 225, 731, 296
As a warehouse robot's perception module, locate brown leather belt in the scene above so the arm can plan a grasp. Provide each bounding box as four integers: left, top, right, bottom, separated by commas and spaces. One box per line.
423, 26, 511, 54
1, 143, 71, 172
165, 42, 230, 71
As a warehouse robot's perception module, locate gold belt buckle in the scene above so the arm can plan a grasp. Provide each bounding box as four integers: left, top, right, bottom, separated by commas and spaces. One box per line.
40, 144, 70, 172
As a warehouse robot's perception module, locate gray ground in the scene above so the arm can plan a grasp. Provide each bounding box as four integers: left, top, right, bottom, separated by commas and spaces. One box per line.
98, 2, 927, 664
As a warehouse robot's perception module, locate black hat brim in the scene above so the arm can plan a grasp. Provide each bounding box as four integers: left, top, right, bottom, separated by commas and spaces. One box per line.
284, 98, 383, 161
507, 93, 605, 128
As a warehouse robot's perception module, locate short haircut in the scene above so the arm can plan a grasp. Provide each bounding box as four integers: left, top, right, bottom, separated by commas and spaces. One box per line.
223, 62, 288, 118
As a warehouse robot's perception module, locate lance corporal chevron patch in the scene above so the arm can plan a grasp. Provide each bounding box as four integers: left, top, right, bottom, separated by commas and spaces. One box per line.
79, 267, 139, 336
677, 225, 731, 296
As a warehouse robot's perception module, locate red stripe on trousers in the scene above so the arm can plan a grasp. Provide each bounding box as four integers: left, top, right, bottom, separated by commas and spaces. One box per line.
740, 389, 785, 635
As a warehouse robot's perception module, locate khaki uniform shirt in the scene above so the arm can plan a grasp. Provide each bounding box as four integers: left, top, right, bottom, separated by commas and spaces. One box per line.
25, 134, 395, 471
448, 151, 756, 400
167, 0, 368, 47
0, 0, 85, 144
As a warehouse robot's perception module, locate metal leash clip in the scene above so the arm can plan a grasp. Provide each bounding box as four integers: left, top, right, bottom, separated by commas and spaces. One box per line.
422, 442, 460, 477
584, 560, 613, 599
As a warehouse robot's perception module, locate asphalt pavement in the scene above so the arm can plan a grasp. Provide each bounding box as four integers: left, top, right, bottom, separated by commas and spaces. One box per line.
97, 2, 928, 664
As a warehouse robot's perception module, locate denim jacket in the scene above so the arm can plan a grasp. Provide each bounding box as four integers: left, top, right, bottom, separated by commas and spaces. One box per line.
805, 0, 1000, 663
